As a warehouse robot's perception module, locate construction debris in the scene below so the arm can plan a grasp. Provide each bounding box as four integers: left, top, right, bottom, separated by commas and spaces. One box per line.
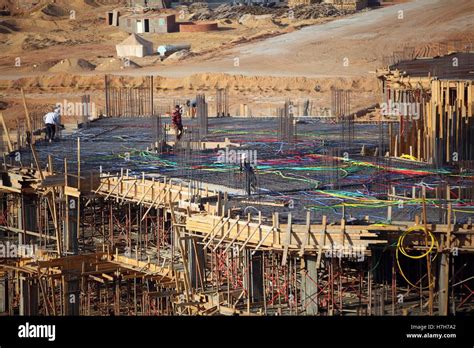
189, 4, 279, 21
283, 3, 349, 19
189, 3, 348, 21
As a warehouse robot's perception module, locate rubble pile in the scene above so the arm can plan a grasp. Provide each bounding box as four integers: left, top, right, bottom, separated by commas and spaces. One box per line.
189, 3, 349, 21
190, 4, 283, 21
285, 3, 348, 20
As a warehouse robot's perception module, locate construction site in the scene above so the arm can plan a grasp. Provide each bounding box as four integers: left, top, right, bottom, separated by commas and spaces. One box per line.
0, 0, 473, 322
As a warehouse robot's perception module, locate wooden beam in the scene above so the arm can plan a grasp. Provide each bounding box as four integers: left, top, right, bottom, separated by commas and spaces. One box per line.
316, 215, 327, 269
212, 216, 240, 251
0, 112, 13, 153
299, 211, 311, 256
282, 213, 292, 266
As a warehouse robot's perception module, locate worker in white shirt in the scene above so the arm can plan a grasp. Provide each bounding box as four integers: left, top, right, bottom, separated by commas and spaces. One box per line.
43, 107, 61, 143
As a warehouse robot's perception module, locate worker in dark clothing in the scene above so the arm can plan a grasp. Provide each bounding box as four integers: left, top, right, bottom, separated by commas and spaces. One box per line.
171, 105, 183, 141
240, 153, 257, 196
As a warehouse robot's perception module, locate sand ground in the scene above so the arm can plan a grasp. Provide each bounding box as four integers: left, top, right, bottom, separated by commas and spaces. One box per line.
0, 0, 473, 124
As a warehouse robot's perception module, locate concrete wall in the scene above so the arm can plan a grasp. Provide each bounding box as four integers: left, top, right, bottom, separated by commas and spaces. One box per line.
117, 14, 177, 33
119, 17, 138, 33
149, 15, 178, 33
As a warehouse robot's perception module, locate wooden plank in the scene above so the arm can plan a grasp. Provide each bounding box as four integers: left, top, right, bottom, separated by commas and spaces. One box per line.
202, 215, 225, 242
281, 213, 292, 266
238, 222, 263, 252
140, 187, 169, 222
316, 215, 327, 268
65, 186, 81, 198
212, 216, 240, 251
252, 227, 274, 255
223, 219, 250, 253
299, 211, 311, 256
340, 218, 346, 246
0, 112, 13, 153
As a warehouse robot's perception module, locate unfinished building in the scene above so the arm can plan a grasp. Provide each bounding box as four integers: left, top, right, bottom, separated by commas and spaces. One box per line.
0, 48, 473, 316
377, 52, 474, 166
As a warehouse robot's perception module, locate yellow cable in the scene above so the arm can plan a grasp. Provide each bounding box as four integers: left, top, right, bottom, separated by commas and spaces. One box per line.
400, 154, 417, 161
395, 226, 439, 289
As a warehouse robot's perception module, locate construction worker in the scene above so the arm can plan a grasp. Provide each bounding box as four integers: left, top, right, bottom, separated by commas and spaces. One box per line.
186, 99, 197, 119
43, 107, 61, 143
171, 105, 183, 141
240, 153, 257, 196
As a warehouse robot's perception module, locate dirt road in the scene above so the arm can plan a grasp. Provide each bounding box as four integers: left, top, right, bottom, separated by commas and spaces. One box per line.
1, 0, 473, 119
119, 0, 474, 78
1, 0, 472, 81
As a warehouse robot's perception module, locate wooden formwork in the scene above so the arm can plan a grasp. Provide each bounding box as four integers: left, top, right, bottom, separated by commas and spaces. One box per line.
0, 161, 473, 316
94, 172, 219, 213
377, 55, 474, 166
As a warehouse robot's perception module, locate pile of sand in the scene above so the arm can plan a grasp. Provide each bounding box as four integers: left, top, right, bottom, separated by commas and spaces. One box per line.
30, 60, 60, 72
48, 58, 96, 73
10, 60, 59, 73
0, 0, 9, 12
163, 50, 191, 64
21, 34, 79, 50
84, 0, 100, 7
238, 14, 280, 30
95, 58, 141, 71
40, 4, 70, 18
2, 73, 378, 94
3, 17, 64, 33
0, 0, 31, 15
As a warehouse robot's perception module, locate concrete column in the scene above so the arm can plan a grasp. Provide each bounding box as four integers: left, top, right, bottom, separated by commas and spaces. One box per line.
438, 253, 450, 315
19, 277, 38, 315
0, 194, 6, 239
168, 213, 180, 253
303, 255, 318, 315
18, 195, 37, 244
250, 251, 264, 302
64, 273, 80, 316
0, 276, 7, 313
188, 238, 205, 290
64, 197, 78, 254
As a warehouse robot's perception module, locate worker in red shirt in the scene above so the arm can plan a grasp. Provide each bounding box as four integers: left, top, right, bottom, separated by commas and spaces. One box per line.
171, 105, 183, 141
